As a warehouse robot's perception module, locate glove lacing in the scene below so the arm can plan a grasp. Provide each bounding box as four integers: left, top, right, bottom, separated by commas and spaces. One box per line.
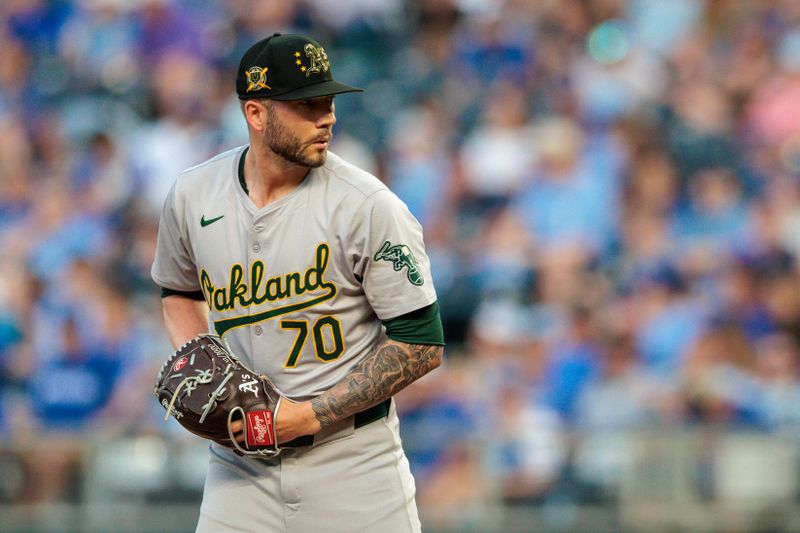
163, 366, 222, 422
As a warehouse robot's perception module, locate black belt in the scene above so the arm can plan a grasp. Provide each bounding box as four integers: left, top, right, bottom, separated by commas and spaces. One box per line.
283, 399, 391, 448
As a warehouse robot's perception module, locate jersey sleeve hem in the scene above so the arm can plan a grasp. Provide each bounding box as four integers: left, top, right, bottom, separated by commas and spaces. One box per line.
375, 292, 437, 321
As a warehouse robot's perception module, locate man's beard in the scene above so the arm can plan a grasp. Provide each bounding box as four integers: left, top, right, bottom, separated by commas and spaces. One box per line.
263, 105, 328, 168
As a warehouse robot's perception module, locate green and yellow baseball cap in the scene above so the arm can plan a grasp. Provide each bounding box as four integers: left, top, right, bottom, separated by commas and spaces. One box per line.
236, 33, 363, 101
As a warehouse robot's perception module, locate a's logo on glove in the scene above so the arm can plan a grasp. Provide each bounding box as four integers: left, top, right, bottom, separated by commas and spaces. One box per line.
173, 356, 188, 372
238, 374, 260, 397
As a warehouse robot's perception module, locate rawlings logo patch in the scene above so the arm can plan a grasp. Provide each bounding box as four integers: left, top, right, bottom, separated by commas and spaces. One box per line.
173, 356, 188, 372
246, 410, 274, 446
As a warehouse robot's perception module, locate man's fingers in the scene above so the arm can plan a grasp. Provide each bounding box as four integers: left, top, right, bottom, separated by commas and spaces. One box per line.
231, 419, 245, 443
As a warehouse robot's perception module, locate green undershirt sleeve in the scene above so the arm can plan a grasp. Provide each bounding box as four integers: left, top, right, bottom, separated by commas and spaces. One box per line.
160, 287, 206, 301
382, 301, 445, 346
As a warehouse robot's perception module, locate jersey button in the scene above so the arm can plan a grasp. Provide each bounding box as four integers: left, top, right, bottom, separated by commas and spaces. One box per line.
253, 243, 261, 252
254, 224, 264, 232
254, 326, 263, 336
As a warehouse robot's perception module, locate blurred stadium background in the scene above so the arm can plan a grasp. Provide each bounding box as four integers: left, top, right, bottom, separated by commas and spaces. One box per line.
2, 0, 800, 531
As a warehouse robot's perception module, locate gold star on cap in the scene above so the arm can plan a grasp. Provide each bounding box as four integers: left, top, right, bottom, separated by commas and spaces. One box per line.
295, 59, 301, 65
301, 66, 306, 72
294, 51, 301, 57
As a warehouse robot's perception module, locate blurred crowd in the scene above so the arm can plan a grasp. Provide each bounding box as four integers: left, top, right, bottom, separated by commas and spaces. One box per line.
2, 0, 800, 523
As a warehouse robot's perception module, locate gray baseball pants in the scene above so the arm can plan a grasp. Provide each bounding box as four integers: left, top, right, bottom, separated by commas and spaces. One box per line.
195, 402, 421, 533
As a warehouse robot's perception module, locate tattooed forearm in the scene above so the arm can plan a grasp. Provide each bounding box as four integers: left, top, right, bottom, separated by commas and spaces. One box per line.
311, 340, 442, 428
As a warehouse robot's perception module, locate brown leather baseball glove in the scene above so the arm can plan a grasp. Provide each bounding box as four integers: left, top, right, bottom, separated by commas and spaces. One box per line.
155, 334, 283, 457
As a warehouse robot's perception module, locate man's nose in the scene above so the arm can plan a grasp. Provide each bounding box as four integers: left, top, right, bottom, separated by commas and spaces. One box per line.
317, 108, 336, 129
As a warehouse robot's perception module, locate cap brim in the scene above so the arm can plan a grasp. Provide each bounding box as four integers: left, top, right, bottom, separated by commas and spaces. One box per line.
268, 80, 363, 101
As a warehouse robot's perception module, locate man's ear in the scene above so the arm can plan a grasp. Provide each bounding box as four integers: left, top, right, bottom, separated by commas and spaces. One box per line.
242, 100, 269, 133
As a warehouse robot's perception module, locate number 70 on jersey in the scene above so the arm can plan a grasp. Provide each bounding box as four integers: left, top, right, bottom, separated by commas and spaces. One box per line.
279, 316, 344, 367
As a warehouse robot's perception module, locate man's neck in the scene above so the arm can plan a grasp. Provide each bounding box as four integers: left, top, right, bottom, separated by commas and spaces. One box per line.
243, 144, 310, 209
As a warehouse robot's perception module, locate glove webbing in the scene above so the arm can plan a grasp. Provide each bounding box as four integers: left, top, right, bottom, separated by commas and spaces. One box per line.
164, 362, 233, 423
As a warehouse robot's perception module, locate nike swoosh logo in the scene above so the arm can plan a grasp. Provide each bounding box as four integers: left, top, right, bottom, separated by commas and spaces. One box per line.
201, 214, 224, 227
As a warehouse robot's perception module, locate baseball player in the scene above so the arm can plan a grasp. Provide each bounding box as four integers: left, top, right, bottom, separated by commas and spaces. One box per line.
151, 33, 444, 533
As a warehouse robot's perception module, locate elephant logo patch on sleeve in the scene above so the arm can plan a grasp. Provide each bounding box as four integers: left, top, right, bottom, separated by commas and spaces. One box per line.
374, 241, 424, 286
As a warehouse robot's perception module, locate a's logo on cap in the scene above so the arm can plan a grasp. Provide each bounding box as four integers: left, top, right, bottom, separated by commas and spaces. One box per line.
245, 66, 271, 92
294, 44, 329, 78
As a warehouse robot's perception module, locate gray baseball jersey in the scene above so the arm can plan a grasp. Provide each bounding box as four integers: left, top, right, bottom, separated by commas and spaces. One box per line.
151, 145, 437, 400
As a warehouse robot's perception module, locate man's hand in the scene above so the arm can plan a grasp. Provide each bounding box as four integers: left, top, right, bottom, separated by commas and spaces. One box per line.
230, 398, 321, 445
274, 398, 322, 443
